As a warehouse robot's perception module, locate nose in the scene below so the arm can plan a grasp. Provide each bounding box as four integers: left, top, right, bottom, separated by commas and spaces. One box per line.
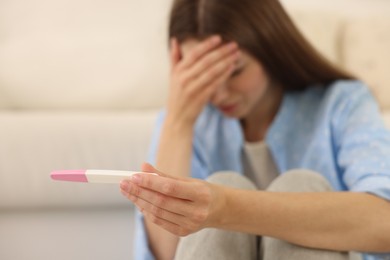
211, 82, 229, 105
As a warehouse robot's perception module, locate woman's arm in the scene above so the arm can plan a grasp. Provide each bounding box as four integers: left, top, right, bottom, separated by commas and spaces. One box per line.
144, 121, 193, 260
122, 172, 390, 253
221, 189, 390, 252
139, 36, 239, 260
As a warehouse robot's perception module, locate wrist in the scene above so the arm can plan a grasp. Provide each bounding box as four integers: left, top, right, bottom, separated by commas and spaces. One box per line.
207, 184, 230, 229
164, 115, 195, 134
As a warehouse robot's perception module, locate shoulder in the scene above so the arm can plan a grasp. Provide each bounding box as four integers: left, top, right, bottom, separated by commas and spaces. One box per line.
294, 79, 370, 104
290, 80, 375, 117
312, 80, 380, 127
272, 80, 375, 136
323, 80, 379, 121
324, 79, 372, 103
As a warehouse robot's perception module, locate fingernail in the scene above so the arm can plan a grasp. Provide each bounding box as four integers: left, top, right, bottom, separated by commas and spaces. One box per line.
136, 206, 144, 213
212, 35, 221, 44
131, 174, 141, 184
120, 181, 129, 191
228, 42, 237, 49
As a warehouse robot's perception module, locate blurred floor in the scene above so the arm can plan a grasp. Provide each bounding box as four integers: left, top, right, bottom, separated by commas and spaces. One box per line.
0, 207, 135, 260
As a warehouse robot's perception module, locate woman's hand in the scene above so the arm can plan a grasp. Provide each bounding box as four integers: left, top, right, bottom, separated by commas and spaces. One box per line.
120, 163, 226, 236
167, 35, 239, 127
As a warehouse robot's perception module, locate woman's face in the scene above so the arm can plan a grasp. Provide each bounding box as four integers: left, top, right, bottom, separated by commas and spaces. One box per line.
181, 39, 271, 118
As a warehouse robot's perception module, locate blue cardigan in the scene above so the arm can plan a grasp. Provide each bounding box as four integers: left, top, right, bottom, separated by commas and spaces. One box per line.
135, 80, 390, 260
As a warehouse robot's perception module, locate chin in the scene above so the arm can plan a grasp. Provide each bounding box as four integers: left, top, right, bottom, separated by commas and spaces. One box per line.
222, 109, 247, 119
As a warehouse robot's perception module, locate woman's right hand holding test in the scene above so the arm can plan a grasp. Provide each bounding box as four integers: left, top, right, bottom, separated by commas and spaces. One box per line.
166, 35, 240, 128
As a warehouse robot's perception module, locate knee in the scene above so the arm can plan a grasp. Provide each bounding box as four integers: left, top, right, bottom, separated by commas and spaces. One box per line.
267, 169, 333, 192
207, 172, 257, 190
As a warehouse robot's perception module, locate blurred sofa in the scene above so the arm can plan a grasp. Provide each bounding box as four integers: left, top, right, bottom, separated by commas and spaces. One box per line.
0, 0, 389, 259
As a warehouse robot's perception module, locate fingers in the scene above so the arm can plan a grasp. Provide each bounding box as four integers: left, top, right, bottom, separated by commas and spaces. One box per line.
198, 63, 236, 104
141, 162, 164, 176
184, 41, 238, 81
143, 211, 190, 237
186, 51, 238, 100
128, 173, 200, 200
121, 188, 203, 237
166, 35, 239, 125
176, 38, 239, 100
179, 35, 222, 70
120, 180, 193, 216
121, 185, 207, 236
119, 171, 215, 236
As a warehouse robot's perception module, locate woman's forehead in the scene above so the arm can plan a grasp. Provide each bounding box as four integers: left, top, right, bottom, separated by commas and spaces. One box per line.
180, 38, 248, 64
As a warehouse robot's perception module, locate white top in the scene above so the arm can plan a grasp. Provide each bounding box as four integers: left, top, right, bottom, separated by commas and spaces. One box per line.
242, 141, 279, 190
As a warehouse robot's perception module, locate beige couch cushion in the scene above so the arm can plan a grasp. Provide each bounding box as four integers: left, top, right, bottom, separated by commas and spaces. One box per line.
342, 15, 390, 110
0, 110, 158, 209
288, 10, 343, 65
0, 0, 346, 111
0, 0, 171, 110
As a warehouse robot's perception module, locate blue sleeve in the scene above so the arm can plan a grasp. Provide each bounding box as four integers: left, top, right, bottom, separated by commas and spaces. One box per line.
332, 83, 390, 259
133, 210, 154, 260
332, 82, 390, 201
133, 110, 209, 260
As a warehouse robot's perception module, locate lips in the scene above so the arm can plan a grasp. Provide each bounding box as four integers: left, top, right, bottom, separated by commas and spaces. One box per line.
219, 104, 237, 113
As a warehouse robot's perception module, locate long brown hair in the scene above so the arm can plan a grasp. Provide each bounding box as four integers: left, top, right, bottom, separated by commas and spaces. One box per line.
168, 0, 355, 91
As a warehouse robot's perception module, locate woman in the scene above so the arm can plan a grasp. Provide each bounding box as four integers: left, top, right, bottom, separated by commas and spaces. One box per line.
120, 0, 390, 259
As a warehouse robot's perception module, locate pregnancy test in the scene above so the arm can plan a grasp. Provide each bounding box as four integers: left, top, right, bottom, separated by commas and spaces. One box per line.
50, 170, 156, 184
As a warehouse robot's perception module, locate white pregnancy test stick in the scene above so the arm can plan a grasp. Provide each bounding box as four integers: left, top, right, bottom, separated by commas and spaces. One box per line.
50, 170, 157, 184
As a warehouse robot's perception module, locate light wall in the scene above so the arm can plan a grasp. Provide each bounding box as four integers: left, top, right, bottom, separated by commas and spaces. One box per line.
281, 0, 390, 16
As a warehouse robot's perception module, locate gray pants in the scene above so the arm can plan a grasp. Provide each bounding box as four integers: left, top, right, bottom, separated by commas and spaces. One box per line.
174, 170, 361, 260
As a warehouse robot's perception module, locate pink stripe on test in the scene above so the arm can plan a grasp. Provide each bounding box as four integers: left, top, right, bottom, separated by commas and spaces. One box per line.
50, 170, 88, 182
